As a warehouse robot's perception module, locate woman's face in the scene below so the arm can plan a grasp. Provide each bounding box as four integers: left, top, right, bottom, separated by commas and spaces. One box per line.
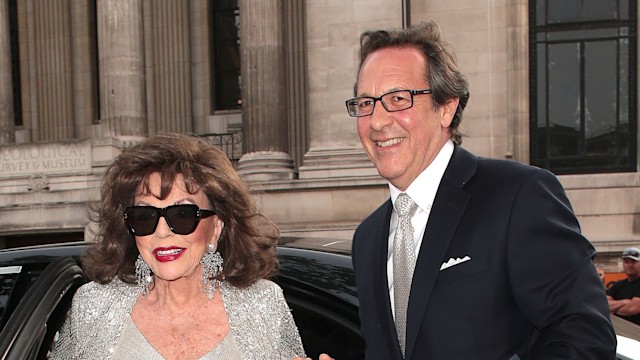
133, 172, 223, 284
597, 268, 605, 284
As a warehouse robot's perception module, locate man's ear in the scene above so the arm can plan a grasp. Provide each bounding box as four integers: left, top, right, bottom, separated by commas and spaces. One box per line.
440, 97, 460, 128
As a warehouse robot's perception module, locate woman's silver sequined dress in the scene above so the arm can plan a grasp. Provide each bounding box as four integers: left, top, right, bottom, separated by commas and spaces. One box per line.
48, 278, 306, 359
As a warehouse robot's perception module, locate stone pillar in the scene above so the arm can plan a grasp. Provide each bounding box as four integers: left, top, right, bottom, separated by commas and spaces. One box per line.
189, 0, 212, 135
284, 0, 308, 174
97, 0, 146, 139
71, 0, 99, 140
0, 0, 14, 144
237, 0, 294, 181
146, 0, 191, 134
297, 0, 401, 180
507, 1, 530, 163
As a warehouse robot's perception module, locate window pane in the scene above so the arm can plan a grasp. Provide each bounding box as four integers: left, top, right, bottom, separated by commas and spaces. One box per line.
585, 41, 617, 155
548, 43, 581, 157
0, 272, 19, 325
215, 0, 236, 11
212, 0, 240, 111
547, 28, 618, 42
9, 0, 22, 126
619, 38, 630, 156
548, 0, 582, 23
584, 0, 618, 21
215, 73, 241, 110
619, 38, 629, 127
547, 0, 619, 23
536, 0, 546, 26
621, 0, 629, 20
536, 44, 548, 160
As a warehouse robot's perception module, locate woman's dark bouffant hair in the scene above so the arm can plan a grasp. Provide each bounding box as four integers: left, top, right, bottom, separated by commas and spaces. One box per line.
355, 20, 470, 144
83, 132, 279, 289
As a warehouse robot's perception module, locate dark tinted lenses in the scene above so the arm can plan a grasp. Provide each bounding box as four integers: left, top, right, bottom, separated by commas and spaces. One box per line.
124, 204, 215, 236
125, 206, 160, 235
164, 205, 200, 234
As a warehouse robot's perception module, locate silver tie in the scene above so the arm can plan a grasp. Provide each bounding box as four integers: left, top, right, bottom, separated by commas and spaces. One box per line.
393, 193, 418, 357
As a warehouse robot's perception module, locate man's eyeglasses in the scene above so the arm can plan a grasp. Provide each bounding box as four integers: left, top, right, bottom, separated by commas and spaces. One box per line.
345, 89, 432, 117
124, 204, 216, 236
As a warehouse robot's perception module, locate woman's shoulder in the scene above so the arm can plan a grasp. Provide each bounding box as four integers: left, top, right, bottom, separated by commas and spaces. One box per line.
221, 279, 284, 306
223, 278, 281, 294
77, 278, 137, 295
73, 278, 139, 310
247, 278, 281, 292
221, 280, 304, 357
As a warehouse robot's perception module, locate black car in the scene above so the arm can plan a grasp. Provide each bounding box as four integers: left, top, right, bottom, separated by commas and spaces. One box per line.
2, 239, 640, 360
0, 237, 365, 360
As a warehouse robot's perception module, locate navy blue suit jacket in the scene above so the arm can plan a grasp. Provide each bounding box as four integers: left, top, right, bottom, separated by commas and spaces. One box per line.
352, 145, 616, 359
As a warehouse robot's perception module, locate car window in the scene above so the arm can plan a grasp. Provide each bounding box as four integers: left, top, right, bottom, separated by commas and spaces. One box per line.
291, 301, 365, 359
0, 257, 85, 360
0, 266, 22, 327
0, 264, 49, 331
0, 265, 35, 329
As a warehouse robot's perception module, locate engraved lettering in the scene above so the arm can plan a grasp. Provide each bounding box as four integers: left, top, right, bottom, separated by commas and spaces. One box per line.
0, 142, 92, 177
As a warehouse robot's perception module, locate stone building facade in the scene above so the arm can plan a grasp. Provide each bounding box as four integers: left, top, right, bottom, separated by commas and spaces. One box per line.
0, 0, 638, 271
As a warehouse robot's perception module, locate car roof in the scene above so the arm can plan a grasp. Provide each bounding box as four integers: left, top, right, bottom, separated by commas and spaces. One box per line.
0, 241, 91, 266
278, 236, 352, 255
0, 237, 358, 307
0, 236, 353, 259
611, 315, 640, 342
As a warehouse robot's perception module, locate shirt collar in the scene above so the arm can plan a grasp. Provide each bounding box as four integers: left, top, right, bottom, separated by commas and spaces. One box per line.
390, 140, 454, 212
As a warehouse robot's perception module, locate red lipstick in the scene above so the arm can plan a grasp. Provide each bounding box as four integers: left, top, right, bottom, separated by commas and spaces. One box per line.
153, 246, 185, 262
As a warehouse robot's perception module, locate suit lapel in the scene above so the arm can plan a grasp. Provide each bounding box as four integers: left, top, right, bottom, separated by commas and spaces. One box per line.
369, 200, 403, 357
404, 146, 477, 359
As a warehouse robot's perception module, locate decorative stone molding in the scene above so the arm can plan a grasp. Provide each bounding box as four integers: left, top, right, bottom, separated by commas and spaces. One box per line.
27, 173, 49, 192
237, 151, 295, 182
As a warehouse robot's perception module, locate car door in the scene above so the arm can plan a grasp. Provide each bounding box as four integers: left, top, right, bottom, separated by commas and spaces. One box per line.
0, 256, 85, 360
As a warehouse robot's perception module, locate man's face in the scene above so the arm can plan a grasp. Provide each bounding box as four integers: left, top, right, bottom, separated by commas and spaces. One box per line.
623, 258, 640, 281
355, 46, 458, 191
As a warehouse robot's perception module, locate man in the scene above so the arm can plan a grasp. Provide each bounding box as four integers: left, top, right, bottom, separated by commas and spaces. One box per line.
607, 247, 640, 325
347, 21, 615, 359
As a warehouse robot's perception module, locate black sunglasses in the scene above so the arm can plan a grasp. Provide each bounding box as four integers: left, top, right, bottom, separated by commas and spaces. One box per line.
124, 204, 216, 236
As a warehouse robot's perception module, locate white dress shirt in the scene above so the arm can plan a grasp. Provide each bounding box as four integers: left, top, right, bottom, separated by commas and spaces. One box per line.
388, 140, 454, 318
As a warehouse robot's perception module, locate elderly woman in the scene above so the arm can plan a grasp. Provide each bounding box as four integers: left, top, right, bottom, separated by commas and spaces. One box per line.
49, 133, 306, 359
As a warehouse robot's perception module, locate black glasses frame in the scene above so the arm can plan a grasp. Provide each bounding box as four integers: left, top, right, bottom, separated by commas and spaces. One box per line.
345, 89, 432, 117
124, 204, 216, 236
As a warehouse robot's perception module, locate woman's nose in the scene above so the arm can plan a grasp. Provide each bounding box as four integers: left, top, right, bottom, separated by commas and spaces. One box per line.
154, 216, 173, 237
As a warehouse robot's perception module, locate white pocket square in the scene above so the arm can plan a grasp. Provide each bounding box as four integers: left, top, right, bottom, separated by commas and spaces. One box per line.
440, 256, 471, 270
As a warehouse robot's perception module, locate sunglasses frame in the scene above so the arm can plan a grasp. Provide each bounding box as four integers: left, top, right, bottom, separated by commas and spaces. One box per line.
124, 204, 216, 236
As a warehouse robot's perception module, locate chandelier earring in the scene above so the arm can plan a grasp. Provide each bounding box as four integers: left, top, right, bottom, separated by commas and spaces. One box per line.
201, 243, 224, 300
135, 255, 153, 297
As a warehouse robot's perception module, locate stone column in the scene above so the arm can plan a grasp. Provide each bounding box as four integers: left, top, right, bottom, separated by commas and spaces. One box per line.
0, 0, 14, 144
507, 1, 530, 163
237, 0, 294, 181
71, 0, 99, 140
297, 0, 401, 180
146, 0, 191, 134
189, 0, 212, 135
96, 0, 146, 139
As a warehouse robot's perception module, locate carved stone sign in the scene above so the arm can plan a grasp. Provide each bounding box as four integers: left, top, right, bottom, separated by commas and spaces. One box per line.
0, 141, 92, 178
